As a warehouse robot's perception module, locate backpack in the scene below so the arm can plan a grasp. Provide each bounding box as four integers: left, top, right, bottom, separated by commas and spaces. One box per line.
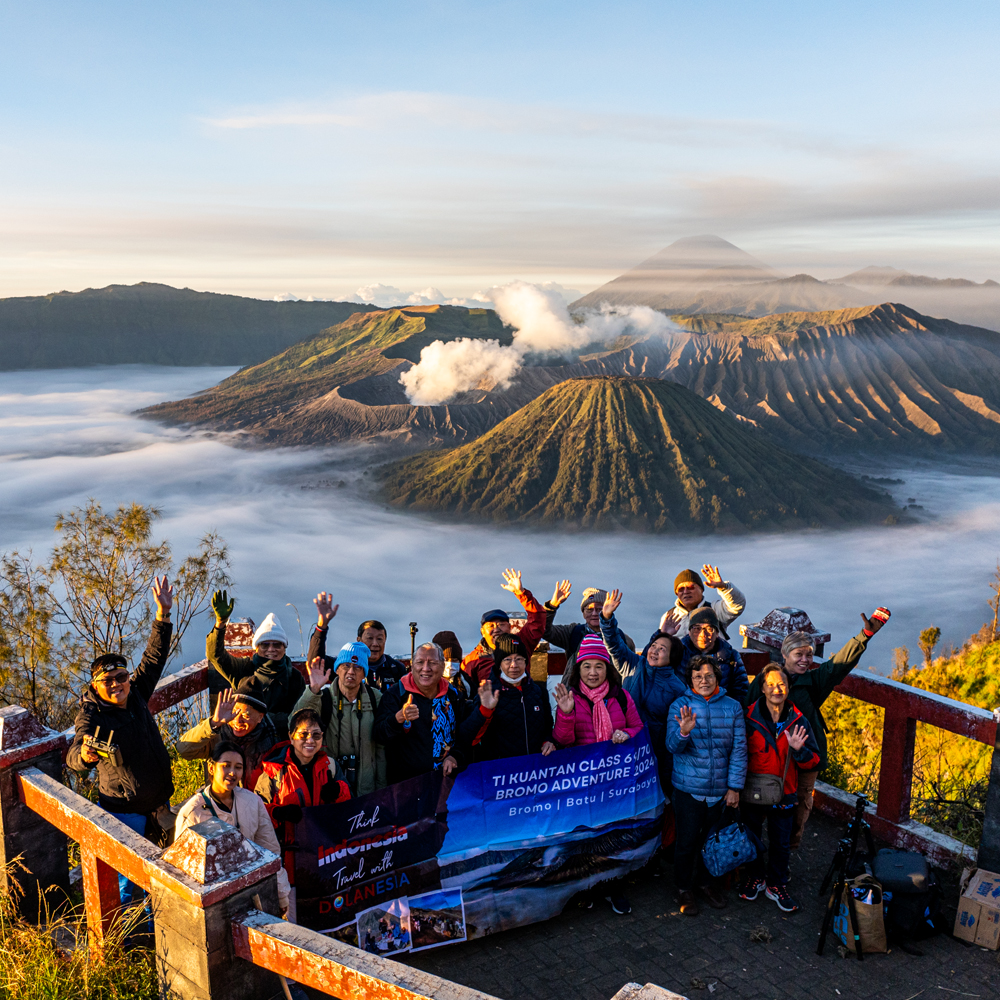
872, 849, 943, 944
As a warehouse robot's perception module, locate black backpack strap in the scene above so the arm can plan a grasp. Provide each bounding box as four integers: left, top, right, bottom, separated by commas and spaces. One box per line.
614, 687, 628, 718
320, 687, 333, 730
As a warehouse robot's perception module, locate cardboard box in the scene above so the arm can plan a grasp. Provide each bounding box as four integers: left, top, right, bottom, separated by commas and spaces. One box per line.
954, 868, 1000, 949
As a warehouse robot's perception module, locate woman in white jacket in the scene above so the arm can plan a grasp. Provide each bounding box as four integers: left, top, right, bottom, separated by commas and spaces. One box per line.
175, 741, 291, 915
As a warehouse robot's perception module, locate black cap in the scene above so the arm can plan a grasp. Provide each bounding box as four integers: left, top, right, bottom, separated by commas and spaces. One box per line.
233, 676, 268, 713
688, 607, 720, 631
481, 608, 509, 626
493, 633, 529, 672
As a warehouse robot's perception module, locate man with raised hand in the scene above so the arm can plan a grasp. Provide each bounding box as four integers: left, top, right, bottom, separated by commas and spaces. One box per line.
375, 641, 467, 784
462, 568, 547, 687
544, 580, 635, 677
745, 606, 891, 848
660, 564, 746, 640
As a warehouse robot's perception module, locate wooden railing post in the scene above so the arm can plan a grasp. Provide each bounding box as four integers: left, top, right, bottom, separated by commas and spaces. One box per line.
151, 818, 281, 1000
876, 707, 916, 824
977, 716, 1000, 873
0, 707, 70, 921
79, 846, 122, 955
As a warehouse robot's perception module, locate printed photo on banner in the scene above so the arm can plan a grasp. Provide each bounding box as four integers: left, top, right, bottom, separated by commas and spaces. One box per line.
409, 888, 468, 952
356, 897, 412, 956
323, 921, 359, 948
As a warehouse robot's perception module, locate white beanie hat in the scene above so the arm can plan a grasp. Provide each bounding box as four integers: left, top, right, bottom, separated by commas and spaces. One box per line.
252, 613, 288, 650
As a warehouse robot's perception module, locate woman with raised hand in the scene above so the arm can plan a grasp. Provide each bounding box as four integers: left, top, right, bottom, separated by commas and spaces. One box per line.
552, 632, 643, 916
666, 655, 747, 917
738, 664, 820, 915
175, 741, 291, 916
598, 588, 685, 794
459, 633, 555, 762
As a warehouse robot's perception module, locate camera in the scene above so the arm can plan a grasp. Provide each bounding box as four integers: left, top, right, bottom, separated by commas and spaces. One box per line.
338, 754, 358, 793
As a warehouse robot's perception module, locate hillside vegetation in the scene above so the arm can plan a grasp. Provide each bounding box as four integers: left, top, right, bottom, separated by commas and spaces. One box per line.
824, 629, 1000, 849
0, 282, 379, 369
377, 377, 900, 532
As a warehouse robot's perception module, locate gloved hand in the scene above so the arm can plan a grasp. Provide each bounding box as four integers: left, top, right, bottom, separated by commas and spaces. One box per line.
271, 804, 303, 824
211, 589, 235, 625
320, 780, 347, 804
860, 607, 891, 638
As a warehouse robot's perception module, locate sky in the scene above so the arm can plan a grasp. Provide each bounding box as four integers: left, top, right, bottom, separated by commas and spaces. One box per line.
2, 1, 1000, 301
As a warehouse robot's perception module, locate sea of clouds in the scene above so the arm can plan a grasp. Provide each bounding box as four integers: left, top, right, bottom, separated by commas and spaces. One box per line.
2, 366, 1000, 672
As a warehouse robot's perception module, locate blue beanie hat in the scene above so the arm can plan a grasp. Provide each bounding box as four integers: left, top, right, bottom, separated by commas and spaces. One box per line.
334, 641, 371, 676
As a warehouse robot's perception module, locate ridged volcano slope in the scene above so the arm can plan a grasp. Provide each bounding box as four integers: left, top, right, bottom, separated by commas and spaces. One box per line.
378, 377, 899, 533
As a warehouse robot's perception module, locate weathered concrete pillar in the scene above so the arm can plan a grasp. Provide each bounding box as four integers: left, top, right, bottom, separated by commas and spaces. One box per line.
151, 818, 281, 1000
977, 714, 1000, 873
0, 706, 70, 921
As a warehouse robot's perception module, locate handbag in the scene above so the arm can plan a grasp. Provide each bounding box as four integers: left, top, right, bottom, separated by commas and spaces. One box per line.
741, 737, 792, 806
833, 874, 887, 954
701, 806, 758, 878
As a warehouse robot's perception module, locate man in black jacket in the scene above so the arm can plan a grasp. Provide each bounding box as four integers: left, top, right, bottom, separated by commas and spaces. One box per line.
374, 641, 467, 784
544, 581, 635, 675
459, 634, 555, 762
67, 575, 175, 913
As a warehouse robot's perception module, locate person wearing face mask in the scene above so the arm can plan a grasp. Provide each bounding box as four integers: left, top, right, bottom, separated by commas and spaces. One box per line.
677, 607, 749, 704
432, 631, 472, 699
552, 633, 643, 916
206, 590, 305, 740
177, 677, 277, 790
666, 655, 747, 916
597, 588, 685, 794
739, 665, 820, 914
374, 642, 468, 783
292, 641, 386, 796
175, 742, 291, 916
544, 581, 636, 678
745, 607, 891, 848
459, 633, 555, 762
256, 708, 353, 919
462, 569, 547, 686
67, 576, 175, 926
660, 565, 746, 640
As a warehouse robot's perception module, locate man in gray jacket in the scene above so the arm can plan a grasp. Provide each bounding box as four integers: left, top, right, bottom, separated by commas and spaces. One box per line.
661, 565, 746, 640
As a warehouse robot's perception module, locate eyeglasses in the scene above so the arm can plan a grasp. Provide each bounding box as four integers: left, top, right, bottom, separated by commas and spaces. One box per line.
96, 671, 130, 687
340, 663, 365, 674
291, 730, 323, 743
689, 626, 718, 636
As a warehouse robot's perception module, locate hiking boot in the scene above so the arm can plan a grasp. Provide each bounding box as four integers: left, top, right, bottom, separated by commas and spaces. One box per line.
739, 876, 765, 901
765, 883, 801, 913
606, 894, 632, 915
677, 889, 699, 916
699, 884, 728, 909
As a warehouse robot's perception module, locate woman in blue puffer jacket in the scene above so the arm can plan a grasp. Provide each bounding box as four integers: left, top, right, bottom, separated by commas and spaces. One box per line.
666, 655, 747, 917
598, 589, 685, 794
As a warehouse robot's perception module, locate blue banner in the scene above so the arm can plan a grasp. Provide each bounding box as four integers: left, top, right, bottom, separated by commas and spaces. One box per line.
294, 730, 663, 949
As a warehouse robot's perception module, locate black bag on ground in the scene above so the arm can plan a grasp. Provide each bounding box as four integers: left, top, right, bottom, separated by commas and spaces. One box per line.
872, 848, 943, 942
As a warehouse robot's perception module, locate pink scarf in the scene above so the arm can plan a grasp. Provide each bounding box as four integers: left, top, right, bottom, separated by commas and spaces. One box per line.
583, 681, 614, 742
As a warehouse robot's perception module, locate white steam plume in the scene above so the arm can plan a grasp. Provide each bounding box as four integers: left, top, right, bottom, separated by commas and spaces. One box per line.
399, 281, 678, 405
398, 337, 522, 405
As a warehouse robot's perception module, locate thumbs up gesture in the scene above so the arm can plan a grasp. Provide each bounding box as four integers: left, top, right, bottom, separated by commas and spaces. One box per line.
397, 693, 420, 724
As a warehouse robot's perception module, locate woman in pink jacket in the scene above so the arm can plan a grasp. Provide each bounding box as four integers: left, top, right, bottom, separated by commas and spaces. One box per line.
552, 633, 644, 915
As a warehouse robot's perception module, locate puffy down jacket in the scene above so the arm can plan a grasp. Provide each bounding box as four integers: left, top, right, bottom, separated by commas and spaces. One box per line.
666, 687, 747, 799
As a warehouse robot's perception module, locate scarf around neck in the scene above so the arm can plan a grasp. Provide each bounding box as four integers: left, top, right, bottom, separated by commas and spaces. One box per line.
583, 680, 613, 742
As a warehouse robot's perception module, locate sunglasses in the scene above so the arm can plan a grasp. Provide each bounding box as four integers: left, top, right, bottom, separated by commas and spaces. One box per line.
96, 670, 130, 686
291, 730, 323, 742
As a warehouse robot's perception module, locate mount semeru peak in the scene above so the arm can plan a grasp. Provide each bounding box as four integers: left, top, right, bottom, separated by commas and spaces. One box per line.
377, 376, 900, 533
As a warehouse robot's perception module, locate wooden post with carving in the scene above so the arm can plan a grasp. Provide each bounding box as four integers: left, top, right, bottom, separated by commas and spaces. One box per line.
0, 706, 70, 921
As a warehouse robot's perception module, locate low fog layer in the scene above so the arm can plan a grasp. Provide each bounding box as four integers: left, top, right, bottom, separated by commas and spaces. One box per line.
2, 367, 999, 672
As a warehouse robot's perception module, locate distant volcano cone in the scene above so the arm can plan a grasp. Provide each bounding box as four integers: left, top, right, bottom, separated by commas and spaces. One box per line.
378, 377, 899, 533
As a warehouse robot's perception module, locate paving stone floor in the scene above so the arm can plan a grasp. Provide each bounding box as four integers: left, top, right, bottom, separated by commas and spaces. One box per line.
403, 811, 999, 1000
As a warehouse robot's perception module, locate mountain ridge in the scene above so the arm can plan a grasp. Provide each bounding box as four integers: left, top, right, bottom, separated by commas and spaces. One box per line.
377, 377, 901, 533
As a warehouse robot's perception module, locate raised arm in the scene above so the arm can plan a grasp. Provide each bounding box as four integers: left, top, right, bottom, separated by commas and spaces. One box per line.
501, 569, 547, 653
130, 576, 174, 702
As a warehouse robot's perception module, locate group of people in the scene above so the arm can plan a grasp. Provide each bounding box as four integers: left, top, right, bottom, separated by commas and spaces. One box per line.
67, 566, 890, 925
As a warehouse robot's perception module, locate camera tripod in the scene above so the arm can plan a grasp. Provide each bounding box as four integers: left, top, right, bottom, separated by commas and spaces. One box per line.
817, 793, 876, 961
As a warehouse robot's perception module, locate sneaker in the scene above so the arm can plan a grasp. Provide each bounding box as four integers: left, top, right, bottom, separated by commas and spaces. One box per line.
677, 889, 699, 916
739, 876, 765, 901
606, 894, 632, 915
765, 884, 800, 913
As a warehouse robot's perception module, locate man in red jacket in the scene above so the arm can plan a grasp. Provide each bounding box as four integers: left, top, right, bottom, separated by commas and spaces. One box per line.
461, 568, 547, 686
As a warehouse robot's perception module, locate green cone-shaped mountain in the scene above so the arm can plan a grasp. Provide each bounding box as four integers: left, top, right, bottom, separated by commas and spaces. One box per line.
378, 377, 899, 533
